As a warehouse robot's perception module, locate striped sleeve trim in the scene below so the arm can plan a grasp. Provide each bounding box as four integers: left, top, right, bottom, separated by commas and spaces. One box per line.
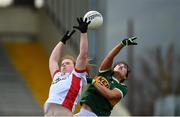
75, 68, 86, 73
114, 88, 124, 98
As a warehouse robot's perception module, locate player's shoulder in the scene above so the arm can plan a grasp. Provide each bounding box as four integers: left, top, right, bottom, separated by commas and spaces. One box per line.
120, 83, 127, 86
114, 80, 127, 88
119, 83, 127, 89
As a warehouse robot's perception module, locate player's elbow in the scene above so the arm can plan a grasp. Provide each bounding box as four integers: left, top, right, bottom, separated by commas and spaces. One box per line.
106, 94, 114, 100
104, 92, 115, 100
106, 92, 122, 100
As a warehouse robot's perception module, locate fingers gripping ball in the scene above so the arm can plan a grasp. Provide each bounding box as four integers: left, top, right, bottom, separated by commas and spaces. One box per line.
94, 76, 110, 88
73, 17, 90, 33
83, 11, 103, 30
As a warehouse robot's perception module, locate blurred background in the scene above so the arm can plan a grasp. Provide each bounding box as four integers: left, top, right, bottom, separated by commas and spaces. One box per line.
0, 0, 179, 116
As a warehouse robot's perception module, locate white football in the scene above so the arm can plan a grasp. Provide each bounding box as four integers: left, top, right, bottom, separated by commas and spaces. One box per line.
83, 11, 103, 29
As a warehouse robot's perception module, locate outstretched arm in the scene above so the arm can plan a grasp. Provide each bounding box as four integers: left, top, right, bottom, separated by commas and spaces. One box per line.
99, 43, 124, 71
99, 37, 137, 71
49, 30, 75, 77
73, 17, 90, 70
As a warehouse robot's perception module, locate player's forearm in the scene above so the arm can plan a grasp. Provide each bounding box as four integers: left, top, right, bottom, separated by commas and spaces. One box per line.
106, 43, 124, 59
49, 41, 64, 77
94, 83, 121, 100
79, 33, 88, 57
49, 41, 64, 64
95, 83, 118, 100
100, 43, 124, 70
94, 83, 110, 97
75, 33, 88, 70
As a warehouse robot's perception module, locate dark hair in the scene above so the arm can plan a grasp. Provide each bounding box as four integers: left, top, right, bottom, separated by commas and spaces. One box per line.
113, 61, 131, 77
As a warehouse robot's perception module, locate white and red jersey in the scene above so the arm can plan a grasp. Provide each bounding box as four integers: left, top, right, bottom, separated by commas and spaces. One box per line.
45, 68, 87, 112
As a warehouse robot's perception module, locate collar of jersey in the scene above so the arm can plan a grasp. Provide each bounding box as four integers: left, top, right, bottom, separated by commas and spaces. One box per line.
112, 76, 119, 83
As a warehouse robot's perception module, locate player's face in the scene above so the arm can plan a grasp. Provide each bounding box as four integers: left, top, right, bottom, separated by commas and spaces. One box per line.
61, 59, 74, 73
114, 63, 128, 79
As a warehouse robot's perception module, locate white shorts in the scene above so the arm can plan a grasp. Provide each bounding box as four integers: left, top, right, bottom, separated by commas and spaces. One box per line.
74, 108, 97, 117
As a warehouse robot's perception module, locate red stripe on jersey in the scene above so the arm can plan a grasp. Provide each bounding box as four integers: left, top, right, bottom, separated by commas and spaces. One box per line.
53, 69, 60, 78
62, 74, 81, 111
75, 68, 86, 73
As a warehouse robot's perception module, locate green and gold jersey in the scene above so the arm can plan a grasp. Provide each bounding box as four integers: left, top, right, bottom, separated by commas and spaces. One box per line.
80, 69, 127, 116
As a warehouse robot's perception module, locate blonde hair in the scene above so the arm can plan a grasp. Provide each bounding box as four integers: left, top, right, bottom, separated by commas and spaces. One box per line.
61, 55, 76, 65
60, 56, 97, 75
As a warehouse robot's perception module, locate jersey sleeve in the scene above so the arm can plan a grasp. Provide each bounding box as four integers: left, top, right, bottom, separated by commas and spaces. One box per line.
51, 70, 62, 84
72, 68, 88, 84
114, 84, 127, 98
53, 69, 60, 78
75, 68, 87, 73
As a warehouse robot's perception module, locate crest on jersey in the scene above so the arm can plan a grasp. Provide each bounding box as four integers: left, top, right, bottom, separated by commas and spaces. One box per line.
95, 76, 110, 88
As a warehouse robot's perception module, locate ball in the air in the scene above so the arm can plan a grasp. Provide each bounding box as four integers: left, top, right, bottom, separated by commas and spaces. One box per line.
83, 11, 103, 29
